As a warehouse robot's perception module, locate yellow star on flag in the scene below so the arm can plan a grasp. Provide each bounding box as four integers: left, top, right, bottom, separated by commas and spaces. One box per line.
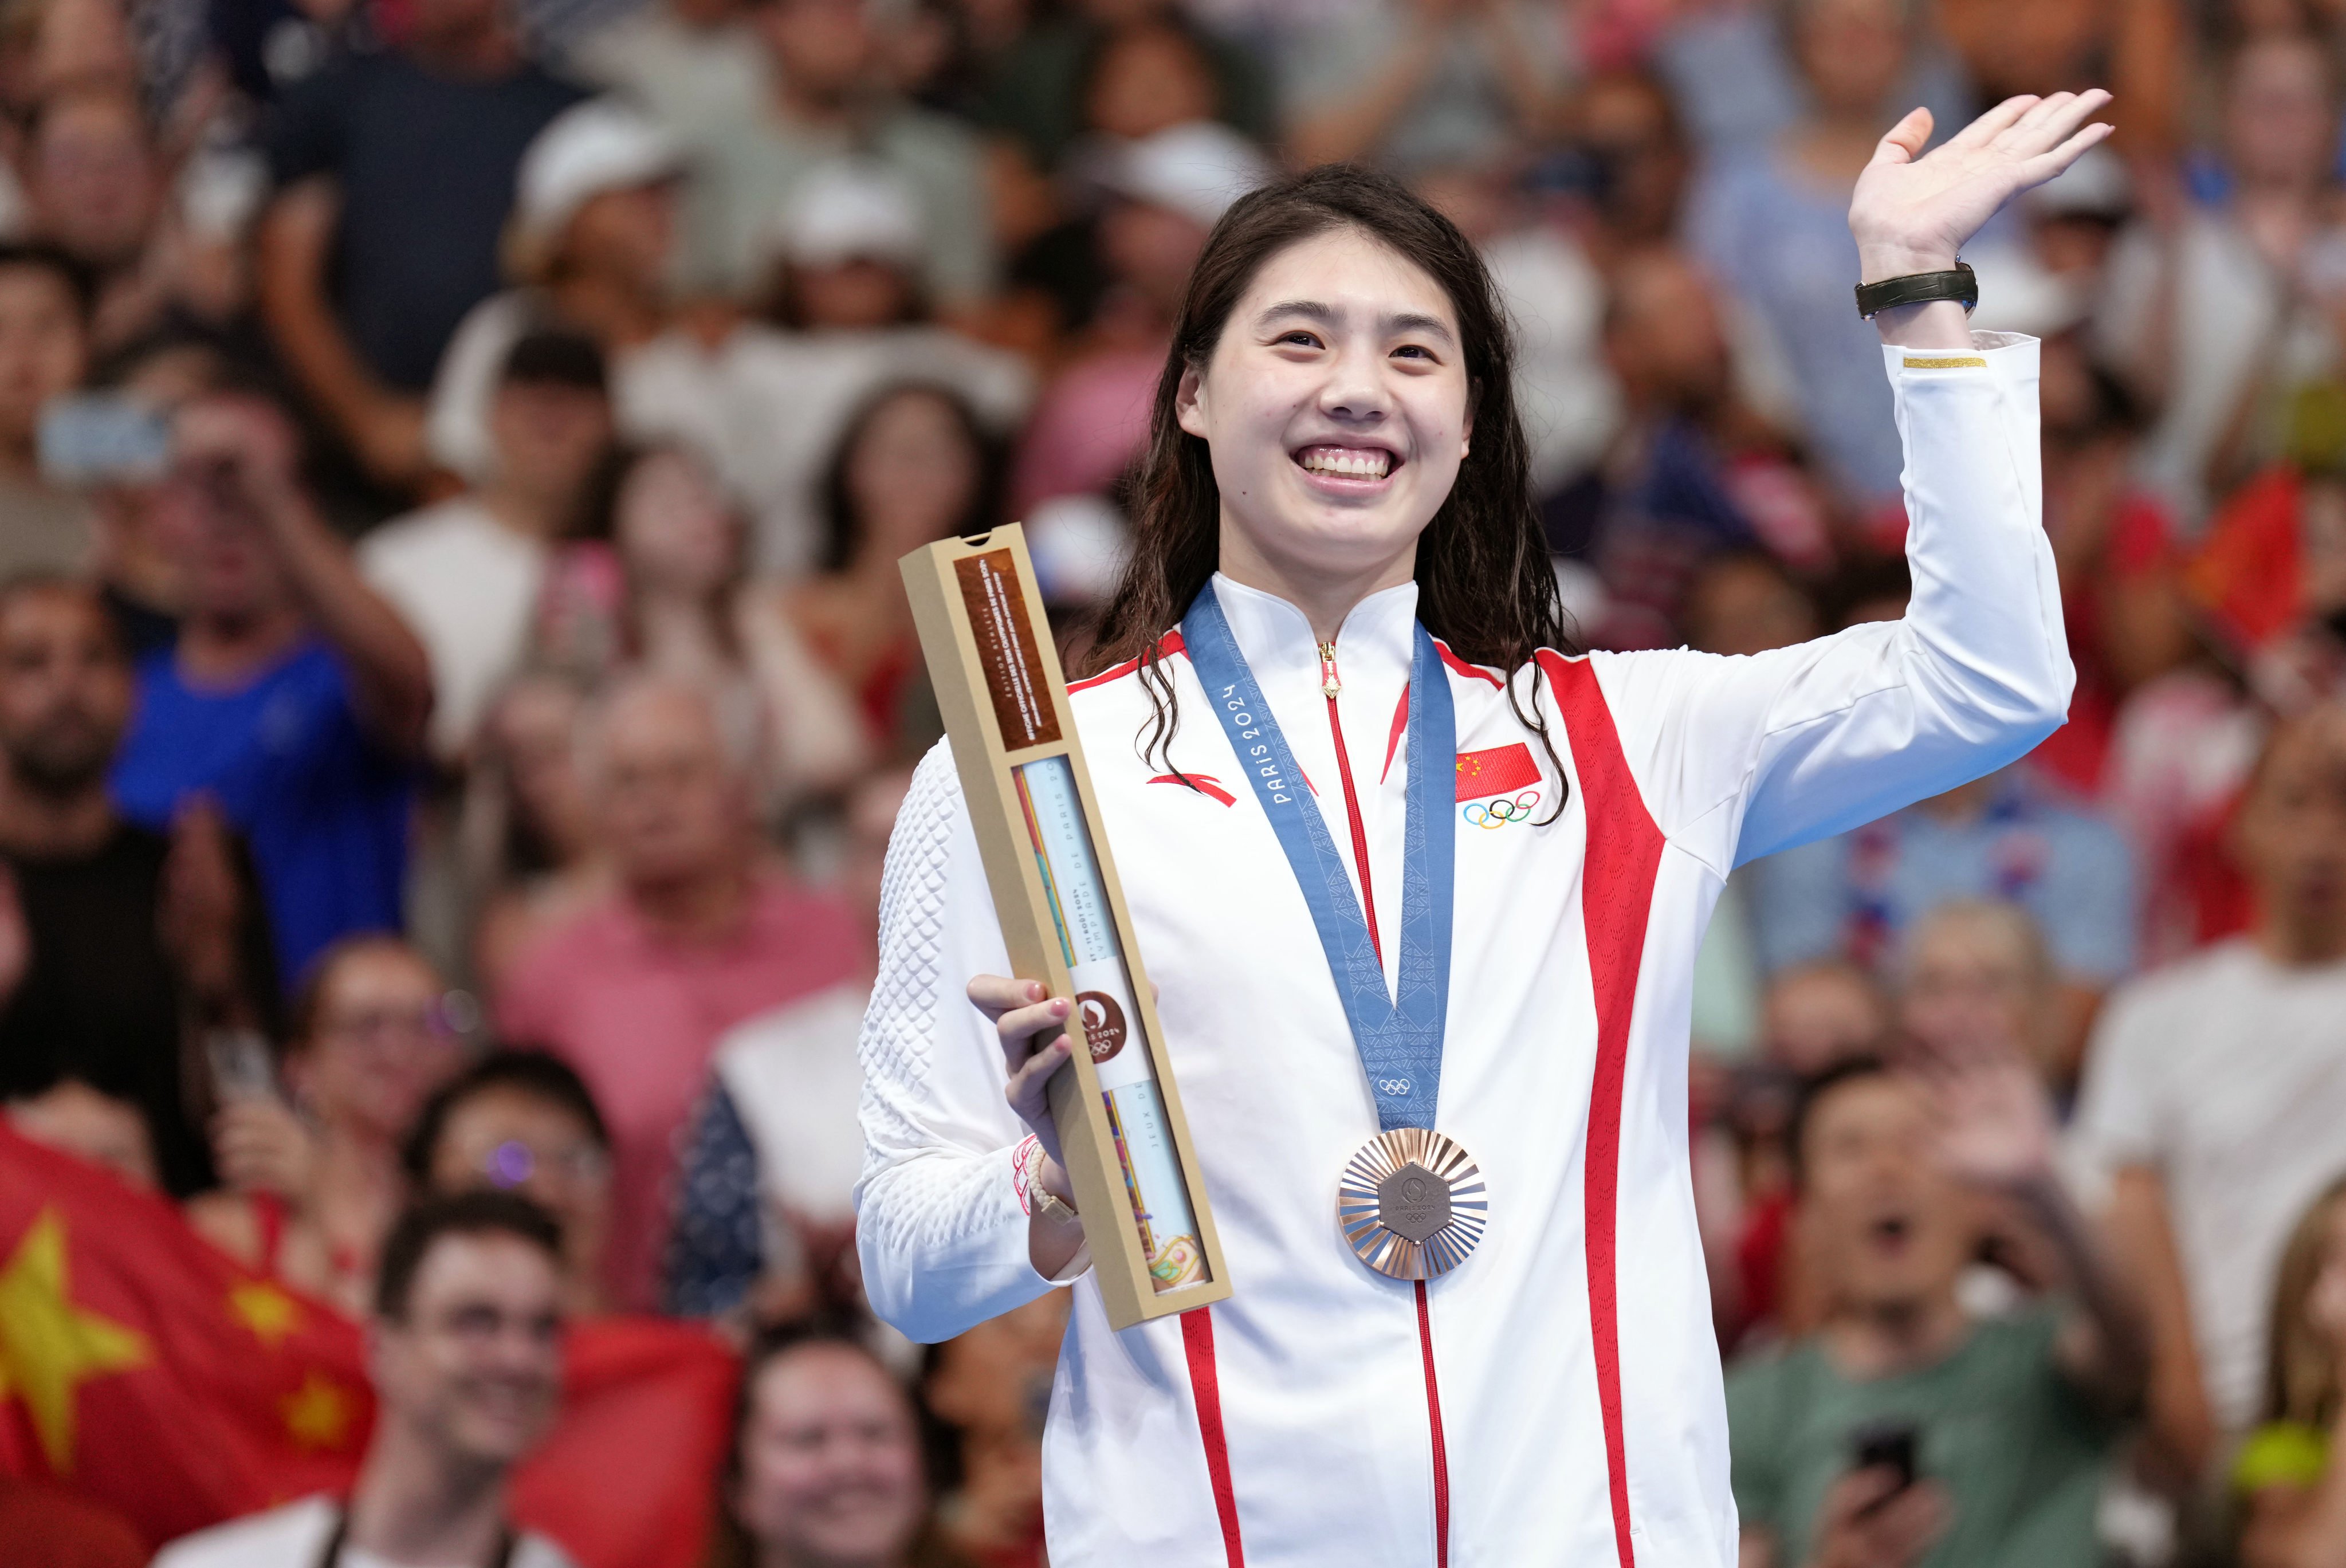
229, 1280, 302, 1347
0, 1208, 148, 1472
280, 1371, 357, 1451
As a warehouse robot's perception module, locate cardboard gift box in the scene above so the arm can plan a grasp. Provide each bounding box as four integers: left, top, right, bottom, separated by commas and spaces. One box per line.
901, 525, 1231, 1330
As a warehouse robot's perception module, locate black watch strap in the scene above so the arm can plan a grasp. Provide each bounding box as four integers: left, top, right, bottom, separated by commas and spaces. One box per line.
1854, 261, 1978, 319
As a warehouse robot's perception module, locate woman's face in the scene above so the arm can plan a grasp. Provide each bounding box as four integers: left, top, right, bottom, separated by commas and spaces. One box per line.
844, 391, 981, 564
293, 945, 463, 1141
1175, 227, 1471, 599
733, 1345, 926, 1564
617, 449, 739, 595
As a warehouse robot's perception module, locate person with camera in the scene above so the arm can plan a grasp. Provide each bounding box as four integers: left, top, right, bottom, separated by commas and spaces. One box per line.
1729, 1052, 2147, 1568
108, 386, 433, 984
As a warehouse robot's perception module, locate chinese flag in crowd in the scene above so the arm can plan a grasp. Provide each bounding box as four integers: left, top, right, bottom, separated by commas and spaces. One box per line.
0, 1121, 373, 1546
512, 1318, 740, 1568
0, 1121, 739, 1567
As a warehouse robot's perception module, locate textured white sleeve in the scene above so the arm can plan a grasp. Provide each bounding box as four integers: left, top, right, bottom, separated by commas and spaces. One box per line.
854, 742, 1071, 1342
1586, 332, 2074, 875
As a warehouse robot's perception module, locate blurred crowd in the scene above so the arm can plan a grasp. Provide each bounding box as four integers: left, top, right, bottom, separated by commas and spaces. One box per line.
0, 0, 2340, 1561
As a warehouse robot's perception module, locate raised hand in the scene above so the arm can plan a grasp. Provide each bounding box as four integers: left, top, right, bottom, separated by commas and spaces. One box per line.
1922, 1050, 2058, 1192
1850, 91, 2115, 284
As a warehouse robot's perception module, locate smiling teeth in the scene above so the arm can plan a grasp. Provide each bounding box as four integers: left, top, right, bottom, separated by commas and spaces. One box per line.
1300, 447, 1390, 479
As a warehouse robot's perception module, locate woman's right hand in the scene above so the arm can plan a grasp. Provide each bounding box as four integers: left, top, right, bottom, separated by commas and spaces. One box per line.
968, 974, 1078, 1205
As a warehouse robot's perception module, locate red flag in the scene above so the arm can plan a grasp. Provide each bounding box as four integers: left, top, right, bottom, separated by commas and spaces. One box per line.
0, 1122, 372, 1546
510, 1318, 738, 1568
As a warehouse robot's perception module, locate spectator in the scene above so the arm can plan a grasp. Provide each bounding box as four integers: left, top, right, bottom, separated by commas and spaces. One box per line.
492, 670, 864, 1310
0, 575, 272, 1196
0, 242, 96, 581
21, 84, 237, 356
188, 936, 466, 1315
666, 765, 906, 1319
1716, 961, 1893, 1339
2073, 707, 2346, 1477
406, 1049, 616, 1317
1582, 249, 1827, 644
710, 1325, 942, 1568
1283, 0, 1575, 173
462, 671, 614, 991
1748, 765, 2140, 1046
626, 157, 1031, 574
783, 384, 1000, 757
1559, 70, 1694, 260
923, 1293, 1066, 1568
425, 98, 686, 487
2099, 32, 2346, 526
1730, 1056, 2147, 1568
155, 1191, 579, 1568
1007, 120, 1266, 514
108, 387, 433, 984
539, 442, 869, 803
1421, 163, 1616, 516
1685, 0, 1932, 505
2027, 329, 2191, 799
363, 330, 615, 763
670, 0, 992, 313
567, 0, 764, 133
978, 0, 1272, 172
1897, 899, 2071, 1094
253, 0, 582, 492
2237, 1174, 2346, 1568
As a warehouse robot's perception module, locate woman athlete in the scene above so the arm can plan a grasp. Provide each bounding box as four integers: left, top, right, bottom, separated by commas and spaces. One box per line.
858, 90, 2112, 1567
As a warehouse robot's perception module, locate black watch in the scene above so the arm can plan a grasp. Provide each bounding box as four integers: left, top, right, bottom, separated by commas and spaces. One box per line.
1854, 261, 1978, 320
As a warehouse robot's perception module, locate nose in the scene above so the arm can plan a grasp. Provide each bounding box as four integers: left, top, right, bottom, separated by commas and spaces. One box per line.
1315, 337, 1392, 427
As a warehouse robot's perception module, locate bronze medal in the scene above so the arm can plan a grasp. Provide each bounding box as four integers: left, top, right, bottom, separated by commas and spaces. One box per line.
1337, 1128, 1488, 1279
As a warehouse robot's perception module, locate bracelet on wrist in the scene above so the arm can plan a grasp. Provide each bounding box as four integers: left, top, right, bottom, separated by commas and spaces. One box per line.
1854, 261, 1978, 320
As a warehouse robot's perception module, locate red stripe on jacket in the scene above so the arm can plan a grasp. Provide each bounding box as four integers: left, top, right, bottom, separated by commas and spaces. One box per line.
1540, 650, 1665, 1568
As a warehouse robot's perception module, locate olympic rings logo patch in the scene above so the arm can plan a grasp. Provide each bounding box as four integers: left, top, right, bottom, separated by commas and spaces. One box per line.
1376, 1078, 1412, 1096
1461, 790, 1541, 828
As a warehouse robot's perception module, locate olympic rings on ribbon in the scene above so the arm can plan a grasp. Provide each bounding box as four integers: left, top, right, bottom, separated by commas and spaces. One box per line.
1461, 790, 1541, 829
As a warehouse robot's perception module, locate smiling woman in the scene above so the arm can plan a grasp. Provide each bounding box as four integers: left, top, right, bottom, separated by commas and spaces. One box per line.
859, 92, 2113, 1568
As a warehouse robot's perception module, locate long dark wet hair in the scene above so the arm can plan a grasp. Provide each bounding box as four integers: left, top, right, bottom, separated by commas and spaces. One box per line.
1082, 163, 1577, 814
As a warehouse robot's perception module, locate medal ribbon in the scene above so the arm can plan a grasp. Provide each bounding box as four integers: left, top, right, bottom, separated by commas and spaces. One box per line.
1180, 582, 1455, 1132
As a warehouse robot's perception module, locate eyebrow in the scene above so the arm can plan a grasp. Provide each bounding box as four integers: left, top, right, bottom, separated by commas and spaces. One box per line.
1255, 300, 1458, 347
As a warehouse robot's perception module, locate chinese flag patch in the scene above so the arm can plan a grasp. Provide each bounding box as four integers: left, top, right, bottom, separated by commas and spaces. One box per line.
1455, 742, 1541, 800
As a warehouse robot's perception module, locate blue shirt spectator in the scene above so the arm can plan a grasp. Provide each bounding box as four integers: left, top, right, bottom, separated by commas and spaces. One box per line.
1748, 768, 2141, 985
107, 389, 433, 989
113, 640, 410, 986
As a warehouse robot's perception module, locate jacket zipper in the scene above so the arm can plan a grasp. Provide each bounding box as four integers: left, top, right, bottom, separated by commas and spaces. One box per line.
1324, 636, 1450, 1568
1319, 640, 1382, 964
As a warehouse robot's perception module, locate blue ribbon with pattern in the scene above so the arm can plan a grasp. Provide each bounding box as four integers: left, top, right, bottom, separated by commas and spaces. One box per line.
1179, 583, 1455, 1132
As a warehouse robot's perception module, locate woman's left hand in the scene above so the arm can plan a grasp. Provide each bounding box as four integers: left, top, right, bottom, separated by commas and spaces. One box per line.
1849, 91, 2115, 284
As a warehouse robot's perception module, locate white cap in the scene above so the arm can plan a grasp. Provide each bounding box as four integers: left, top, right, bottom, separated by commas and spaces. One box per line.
772, 160, 926, 269
513, 99, 682, 263
1098, 121, 1273, 231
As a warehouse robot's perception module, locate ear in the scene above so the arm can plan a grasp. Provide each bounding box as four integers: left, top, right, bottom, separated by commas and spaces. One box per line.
1174, 361, 1209, 440
1461, 379, 1477, 461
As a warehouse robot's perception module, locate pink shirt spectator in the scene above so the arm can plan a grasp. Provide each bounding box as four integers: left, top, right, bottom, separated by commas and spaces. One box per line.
496, 873, 865, 1310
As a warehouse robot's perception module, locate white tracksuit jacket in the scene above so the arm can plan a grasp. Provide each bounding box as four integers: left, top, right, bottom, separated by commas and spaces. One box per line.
856, 333, 2072, 1566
